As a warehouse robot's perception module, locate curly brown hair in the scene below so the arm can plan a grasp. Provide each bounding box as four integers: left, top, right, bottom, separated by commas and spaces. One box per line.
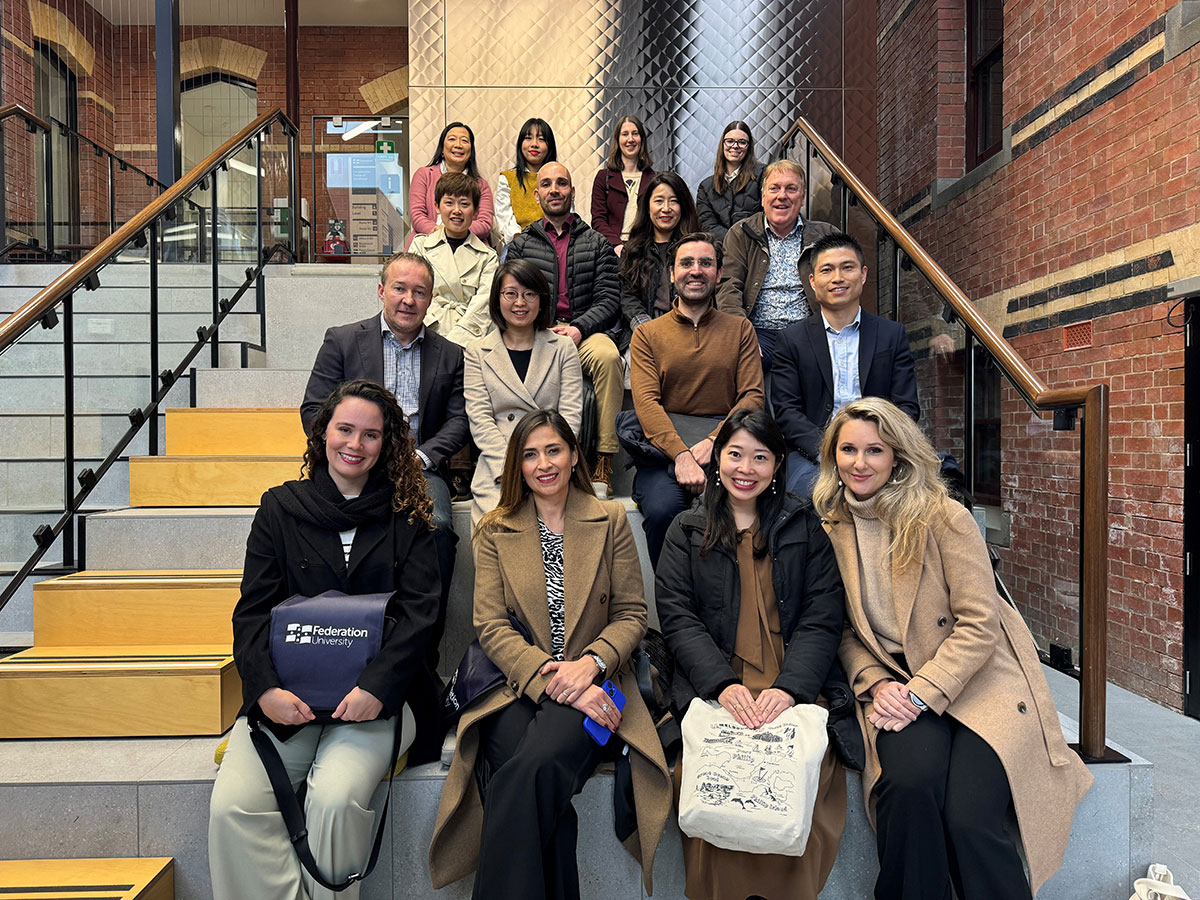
301, 379, 434, 528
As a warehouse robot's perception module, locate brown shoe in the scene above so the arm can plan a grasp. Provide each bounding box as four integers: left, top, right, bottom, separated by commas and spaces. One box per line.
591, 453, 614, 499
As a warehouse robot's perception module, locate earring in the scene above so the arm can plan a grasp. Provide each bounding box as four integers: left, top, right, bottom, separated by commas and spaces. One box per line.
770, 476, 778, 495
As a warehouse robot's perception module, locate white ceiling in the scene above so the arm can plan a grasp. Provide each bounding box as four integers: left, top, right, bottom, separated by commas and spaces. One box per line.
86, 0, 407, 27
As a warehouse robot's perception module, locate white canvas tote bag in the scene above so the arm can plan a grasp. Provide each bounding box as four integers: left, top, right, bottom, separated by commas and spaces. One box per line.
677, 697, 828, 855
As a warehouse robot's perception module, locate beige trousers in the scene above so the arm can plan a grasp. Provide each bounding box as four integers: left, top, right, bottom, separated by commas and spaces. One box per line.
208, 713, 406, 900
574, 330, 623, 455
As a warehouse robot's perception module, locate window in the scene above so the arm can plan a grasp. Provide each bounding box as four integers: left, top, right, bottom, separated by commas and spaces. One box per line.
34, 44, 80, 251
967, 0, 1003, 169
181, 74, 258, 258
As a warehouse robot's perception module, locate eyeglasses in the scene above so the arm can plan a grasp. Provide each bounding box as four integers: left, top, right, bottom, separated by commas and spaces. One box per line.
723, 138, 750, 148
500, 289, 541, 303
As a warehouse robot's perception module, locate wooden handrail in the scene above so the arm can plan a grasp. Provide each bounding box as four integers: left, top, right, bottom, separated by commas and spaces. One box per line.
784, 116, 1111, 759
0, 103, 51, 133
0, 106, 295, 354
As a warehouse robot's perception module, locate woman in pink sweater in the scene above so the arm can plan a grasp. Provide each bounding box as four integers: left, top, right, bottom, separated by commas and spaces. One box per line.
410, 122, 494, 242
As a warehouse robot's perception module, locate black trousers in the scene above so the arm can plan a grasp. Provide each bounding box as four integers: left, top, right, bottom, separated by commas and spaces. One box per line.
473, 698, 607, 900
872, 713, 1031, 900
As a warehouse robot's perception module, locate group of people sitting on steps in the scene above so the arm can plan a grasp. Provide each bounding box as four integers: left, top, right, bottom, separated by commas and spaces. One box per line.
205, 116, 1094, 900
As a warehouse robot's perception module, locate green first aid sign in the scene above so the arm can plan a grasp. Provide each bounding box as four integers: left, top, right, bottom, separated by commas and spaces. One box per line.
375, 140, 395, 154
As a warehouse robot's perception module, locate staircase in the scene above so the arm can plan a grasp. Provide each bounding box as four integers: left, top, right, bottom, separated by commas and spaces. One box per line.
0, 260, 1152, 898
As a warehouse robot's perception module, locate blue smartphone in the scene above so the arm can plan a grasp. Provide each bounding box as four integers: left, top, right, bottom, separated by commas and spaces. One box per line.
582, 680, 626, 746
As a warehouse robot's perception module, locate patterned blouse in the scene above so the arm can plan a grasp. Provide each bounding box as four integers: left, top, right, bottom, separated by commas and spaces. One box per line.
538, 518, 567, 660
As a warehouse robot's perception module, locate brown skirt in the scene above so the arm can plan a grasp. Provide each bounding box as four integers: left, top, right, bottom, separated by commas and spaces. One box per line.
672, 741, 847, 900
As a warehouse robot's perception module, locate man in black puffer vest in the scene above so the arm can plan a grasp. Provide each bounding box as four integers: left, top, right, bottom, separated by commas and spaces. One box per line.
506, 162, 622, 494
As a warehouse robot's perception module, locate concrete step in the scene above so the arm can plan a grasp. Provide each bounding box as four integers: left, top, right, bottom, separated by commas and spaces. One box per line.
0, 513, 66, 570
0, 857, 173, 900
0, 309, 261, 351
0, 713, 1152, 900
0, 261, 246, 288
193, 367, 310, 408
127, 456, 301, 506
0, 458, 130, 509
262, 264, 382, 370
164, 408, 305, 456
0, 372, 191, 414
0, 284, 247, 315
32, 569, 240, 646
0, 643, 238, 738
0, 412, 165, 458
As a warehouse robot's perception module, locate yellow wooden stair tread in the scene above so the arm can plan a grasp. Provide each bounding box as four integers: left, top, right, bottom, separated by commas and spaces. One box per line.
165, 407, 305, 456
0, 857, 173, 899
128, 456, 301, 507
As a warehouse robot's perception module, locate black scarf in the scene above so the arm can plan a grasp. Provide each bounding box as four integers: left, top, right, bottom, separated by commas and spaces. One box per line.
273, 464, 394, 531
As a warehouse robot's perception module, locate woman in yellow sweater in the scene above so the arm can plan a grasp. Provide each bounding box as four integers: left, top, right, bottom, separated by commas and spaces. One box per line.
495, 118, 558, 245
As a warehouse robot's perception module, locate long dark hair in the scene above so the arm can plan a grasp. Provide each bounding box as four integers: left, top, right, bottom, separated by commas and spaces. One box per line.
604, 115, 653, 171
700, 408, 787, 557
475, 409, 595, 540
619, 172, 701, 298
302, 379, 433, 526
487, 259, 555, 331
711, 120, 759, 197
514, 118, 557, 191
427, 121, 480, 180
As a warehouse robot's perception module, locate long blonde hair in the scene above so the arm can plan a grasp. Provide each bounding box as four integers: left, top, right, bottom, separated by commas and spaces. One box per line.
812, 397, 951, 571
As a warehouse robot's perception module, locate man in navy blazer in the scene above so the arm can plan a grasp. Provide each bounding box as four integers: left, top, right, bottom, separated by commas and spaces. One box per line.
301, 251, 468, 661
773, 232, 919, 495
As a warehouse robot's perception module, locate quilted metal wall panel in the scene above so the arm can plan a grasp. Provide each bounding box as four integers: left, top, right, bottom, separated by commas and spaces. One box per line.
410, 0, 877, 215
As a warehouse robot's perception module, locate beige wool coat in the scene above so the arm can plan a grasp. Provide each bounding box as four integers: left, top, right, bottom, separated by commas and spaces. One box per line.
428, 489, 672, 893
411, 228, 498, 347
463, 329, 584, 524
828, 497, 1093, 894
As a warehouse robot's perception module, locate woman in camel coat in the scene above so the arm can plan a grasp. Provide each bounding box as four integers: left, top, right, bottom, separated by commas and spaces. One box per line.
813, 397, 1093, 900
429, 409, 672, 900
464, 260, 583, 524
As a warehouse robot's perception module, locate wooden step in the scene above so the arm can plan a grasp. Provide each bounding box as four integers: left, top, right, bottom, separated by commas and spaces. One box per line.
128, 456, 301, 506
33, 570, 240, 646
0, 857, 173, 899
165, 407, 306, 456
0, 644, 239, 738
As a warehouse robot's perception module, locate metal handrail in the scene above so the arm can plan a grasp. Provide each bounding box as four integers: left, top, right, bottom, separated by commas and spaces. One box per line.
782, 116, 1111, 760
0, 104, 51, 133
0, 106, 298, 355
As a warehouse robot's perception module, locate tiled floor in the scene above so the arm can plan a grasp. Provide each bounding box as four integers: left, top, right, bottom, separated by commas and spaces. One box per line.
1045, 667, 1200, 890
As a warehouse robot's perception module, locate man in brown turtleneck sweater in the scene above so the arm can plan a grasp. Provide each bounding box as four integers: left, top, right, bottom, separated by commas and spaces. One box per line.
629, 232, 765, 566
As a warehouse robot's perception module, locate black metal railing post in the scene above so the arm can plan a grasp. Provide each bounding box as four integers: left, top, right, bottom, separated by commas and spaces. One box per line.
256, 135, 264, 268
43, 127, 55, 254
210, 172, 220, 367
892, 243, 903, 322
149, 220, 161, 456
61, 292, 75, 566
108, 154, 117, 235
964, 334, 977, 497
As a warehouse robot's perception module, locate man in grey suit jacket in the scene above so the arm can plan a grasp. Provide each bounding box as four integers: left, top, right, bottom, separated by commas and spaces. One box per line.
301, 251, 468, 661
772, 233, 920, 496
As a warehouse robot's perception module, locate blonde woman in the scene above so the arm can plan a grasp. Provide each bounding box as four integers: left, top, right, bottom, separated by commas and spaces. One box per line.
813, 397, 1092, 900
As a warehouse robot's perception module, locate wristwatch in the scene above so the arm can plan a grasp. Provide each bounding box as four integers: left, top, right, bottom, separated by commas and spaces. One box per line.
588, 653, 607, 675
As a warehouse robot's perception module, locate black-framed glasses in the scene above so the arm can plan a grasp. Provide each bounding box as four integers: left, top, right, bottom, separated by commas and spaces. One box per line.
723, 138, 750, 148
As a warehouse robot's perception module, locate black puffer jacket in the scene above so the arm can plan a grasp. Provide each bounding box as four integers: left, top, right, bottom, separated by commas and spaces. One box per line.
507, 216, 621, 339
654, 494, 865, 771
696, 163, 765, 245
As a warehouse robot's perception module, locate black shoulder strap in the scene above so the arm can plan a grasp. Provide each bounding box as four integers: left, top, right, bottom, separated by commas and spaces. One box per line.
247, 711, 403, 892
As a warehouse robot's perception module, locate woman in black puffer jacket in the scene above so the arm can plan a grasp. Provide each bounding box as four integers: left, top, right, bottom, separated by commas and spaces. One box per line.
695, 120, 765, 246
655, 407, 863, 900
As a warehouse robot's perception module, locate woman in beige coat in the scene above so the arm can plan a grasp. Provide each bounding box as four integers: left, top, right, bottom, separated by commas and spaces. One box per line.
464, 260, 583, 524
813, 398, 1093, 900
429, 409, 671, 900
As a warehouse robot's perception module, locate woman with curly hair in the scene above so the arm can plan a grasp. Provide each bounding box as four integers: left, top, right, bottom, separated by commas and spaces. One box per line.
209, 379, 443, 900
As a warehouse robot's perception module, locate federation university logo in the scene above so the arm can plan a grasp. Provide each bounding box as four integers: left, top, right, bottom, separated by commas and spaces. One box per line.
283, 621, 369, 647
285, 623, 315, 644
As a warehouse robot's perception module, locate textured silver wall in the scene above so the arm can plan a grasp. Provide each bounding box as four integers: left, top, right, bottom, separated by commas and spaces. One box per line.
409, 0, 877, 219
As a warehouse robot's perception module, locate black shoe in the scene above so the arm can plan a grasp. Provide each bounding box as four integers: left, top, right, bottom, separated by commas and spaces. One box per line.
450, 472, 473, 501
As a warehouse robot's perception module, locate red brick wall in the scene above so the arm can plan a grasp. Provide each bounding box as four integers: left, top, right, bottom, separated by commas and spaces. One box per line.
2, 0, 38, 237
878, 0, 1197, 708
